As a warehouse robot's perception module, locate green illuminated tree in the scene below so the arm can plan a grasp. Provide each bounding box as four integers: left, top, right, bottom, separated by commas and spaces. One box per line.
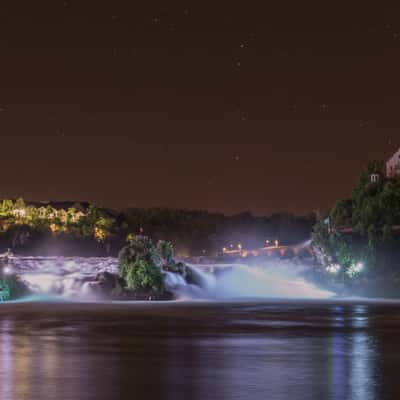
118, 235, 164, 293
312, 159, 400, 287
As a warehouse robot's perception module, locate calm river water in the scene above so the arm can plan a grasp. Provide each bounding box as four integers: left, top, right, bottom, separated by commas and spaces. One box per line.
0, 299, 399, 400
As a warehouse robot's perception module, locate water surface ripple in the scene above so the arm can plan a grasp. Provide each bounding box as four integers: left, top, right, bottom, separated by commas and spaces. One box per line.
0, 300, 398, 400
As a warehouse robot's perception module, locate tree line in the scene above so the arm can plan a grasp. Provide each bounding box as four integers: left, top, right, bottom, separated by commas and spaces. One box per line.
0, 198, 315, 257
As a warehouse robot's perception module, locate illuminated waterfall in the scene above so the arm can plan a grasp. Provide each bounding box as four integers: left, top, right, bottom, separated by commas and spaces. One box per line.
3, 256, 333, 300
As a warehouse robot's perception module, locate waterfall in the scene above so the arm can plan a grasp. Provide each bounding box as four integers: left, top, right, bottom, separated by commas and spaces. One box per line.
185, 263, 332, 299
3, 256, 333, 300
8, 257, 118, 299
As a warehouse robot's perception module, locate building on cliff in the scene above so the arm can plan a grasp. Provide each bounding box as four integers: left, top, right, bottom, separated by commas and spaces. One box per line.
387, 148, 400, 178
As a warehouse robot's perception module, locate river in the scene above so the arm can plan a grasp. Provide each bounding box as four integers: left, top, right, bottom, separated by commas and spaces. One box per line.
0, 299, 399, 400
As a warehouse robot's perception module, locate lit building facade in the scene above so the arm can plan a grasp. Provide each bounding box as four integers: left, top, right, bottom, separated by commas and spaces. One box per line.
387, 148, 400, 178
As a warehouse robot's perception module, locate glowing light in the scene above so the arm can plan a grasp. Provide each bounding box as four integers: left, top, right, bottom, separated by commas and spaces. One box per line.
13, 208, 26, 217
222, 247, 227, 253
49, 223, 58, 232
238, 244, 242, 250
346, 262, 364, 278
2, 266, 13, 275
326, 264, 341, 274
274, 240, 279, 247
94, 227, 107, 241
355, 262, 364, 273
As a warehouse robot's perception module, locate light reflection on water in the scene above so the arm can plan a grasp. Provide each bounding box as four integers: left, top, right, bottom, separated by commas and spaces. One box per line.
0, 320, 13, 400
329, 305, 377, 400
0, 301, 397, 400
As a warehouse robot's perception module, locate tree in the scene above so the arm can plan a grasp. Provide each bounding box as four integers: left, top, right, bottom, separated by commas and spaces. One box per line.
14, 198, 26, 211
157, 240, 174, 267
94, 216, 115, 242
0, 199, 14, 216
330, 199, 353, 227
124, 259, 164, 292
118, 235, 164, 293
0, 271, 30, 301
312, 159, 400, 288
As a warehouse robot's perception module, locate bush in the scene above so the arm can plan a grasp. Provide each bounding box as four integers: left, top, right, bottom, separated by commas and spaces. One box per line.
118, 235, 165, 293
0, 275, 30, 301
157, 240, 174, 266
124, 259, 164, 292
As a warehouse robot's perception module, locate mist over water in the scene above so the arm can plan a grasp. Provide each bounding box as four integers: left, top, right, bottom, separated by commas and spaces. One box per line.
193, 264, 332, 299
6, 256, 333, 300
10, 257, 117, 299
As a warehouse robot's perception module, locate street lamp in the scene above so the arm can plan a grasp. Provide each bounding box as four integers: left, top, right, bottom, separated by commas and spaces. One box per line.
3, 266, 13, 275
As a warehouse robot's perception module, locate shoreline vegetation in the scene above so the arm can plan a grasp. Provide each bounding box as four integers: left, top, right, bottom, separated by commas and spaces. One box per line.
311, 160, 400, 297
0, 199, 314, 258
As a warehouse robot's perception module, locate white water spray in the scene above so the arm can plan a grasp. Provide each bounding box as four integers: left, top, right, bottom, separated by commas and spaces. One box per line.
192, 264, 332, 299
4, 256, 333, 300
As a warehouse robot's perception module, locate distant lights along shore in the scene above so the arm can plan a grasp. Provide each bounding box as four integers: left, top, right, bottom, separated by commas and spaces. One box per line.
222, 240, 279, 253
326, 262, 364, 276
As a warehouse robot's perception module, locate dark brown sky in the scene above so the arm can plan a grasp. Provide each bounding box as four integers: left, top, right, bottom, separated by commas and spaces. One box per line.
0, 1, 397, 215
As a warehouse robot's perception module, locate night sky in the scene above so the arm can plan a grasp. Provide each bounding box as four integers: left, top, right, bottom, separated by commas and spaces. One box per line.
0, 1, 397, 215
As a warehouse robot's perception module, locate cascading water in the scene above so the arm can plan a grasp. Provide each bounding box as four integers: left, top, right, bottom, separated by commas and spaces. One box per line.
3, 256, 333, 300
6, 257, 118, 299
186, 263, 333, 299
